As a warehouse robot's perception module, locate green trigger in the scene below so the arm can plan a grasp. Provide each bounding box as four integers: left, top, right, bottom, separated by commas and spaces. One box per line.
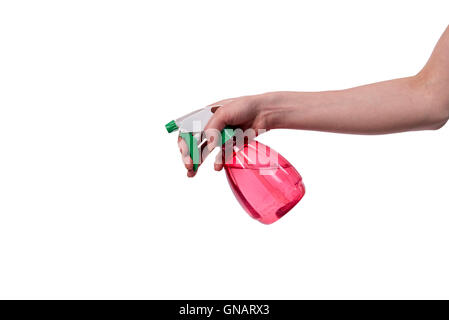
180, 127, 235, 172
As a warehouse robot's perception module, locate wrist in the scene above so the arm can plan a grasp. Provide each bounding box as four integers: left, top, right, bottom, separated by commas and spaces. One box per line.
255, 91, 294, 130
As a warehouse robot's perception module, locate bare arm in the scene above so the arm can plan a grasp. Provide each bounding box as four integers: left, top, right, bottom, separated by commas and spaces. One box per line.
260, 26, 449, 134
180, 26, 449, 176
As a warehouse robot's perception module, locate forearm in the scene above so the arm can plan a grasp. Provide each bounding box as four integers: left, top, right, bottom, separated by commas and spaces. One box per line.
262, 75, 446, 134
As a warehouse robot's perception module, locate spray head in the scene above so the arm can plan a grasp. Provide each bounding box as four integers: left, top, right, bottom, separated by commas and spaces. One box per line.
165, 106, 235, 172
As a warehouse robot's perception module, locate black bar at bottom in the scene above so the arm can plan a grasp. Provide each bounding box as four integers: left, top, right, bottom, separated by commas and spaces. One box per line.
0, 300, 447, 319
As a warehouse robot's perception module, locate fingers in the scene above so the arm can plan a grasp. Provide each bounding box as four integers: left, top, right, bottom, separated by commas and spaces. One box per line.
187, 167, 196, 178
204, 107, 228, 153
184, 155, 197, 177
178, 136, 196, 176
214, 150, 224, 171
183, 154, 194, 171
214, 141, 237, 171
178, 134, 222, 176
178, 136, 189, 157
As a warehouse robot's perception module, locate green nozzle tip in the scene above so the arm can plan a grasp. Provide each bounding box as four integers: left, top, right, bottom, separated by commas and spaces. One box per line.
165, 120, 178, 133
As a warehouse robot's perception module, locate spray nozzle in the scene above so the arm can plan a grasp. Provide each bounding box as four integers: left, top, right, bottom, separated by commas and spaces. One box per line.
165, 120, 178, 133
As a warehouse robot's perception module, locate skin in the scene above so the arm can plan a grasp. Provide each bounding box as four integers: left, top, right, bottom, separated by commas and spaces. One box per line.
179, 26, 449, 177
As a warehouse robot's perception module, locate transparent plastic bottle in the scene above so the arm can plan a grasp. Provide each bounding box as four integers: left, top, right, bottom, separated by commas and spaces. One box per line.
223, 140, 305, 224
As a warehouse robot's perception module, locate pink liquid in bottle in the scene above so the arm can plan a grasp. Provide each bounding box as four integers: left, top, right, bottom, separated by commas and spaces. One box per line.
224, 140, 305, 224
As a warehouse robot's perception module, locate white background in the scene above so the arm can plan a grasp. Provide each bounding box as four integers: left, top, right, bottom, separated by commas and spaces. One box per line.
0, 0, 448, 299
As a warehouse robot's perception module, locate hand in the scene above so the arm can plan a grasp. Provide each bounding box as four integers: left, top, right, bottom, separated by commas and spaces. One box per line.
178, 94, 271, 177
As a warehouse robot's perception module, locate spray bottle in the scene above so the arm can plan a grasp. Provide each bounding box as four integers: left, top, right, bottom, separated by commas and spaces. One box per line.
165, 106, 305, 224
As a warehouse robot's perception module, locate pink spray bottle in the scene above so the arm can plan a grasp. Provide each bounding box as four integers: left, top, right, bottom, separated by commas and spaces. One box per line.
165, 106, 305, 224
